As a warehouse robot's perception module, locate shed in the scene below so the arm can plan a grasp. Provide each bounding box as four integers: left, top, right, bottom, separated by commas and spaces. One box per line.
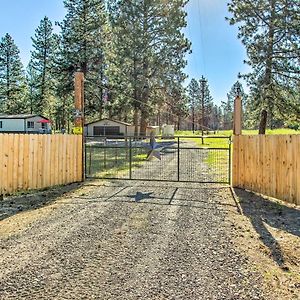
85, 119, 135, 137
0, 114, 51, 133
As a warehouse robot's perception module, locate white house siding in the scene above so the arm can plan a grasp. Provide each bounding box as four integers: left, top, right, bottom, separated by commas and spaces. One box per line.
26, 116, 51, 132
0, 119, 25, 132
0, 116, 51, 133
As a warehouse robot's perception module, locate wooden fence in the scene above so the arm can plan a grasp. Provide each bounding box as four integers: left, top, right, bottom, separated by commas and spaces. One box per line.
0, 134, 83, 195
233, 135, 300, 205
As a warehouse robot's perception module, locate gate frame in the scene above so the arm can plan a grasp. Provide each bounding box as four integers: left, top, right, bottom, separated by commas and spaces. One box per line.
85, 135, 232, 184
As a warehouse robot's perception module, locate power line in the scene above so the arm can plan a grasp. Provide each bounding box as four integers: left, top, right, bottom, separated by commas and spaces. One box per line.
105, 86, 213, 130
196, 0, 207, 76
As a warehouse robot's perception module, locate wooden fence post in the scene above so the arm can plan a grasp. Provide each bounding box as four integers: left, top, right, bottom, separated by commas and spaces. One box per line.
74, 71, 85, 181
232, 94, 243, 187
233, 95, 242, 136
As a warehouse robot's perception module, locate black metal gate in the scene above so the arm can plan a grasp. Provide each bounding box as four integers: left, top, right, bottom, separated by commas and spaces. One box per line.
85, 136, 231, 184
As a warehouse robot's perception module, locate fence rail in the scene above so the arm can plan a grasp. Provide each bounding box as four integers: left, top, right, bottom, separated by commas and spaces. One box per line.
0, 134, 83, 195
233, 135, 300, 205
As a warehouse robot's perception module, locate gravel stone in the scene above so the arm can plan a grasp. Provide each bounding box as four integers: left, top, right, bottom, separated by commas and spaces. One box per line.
0, 179, 268, 299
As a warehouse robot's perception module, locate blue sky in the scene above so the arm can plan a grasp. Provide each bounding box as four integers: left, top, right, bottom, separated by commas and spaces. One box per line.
0, 0, 249, 105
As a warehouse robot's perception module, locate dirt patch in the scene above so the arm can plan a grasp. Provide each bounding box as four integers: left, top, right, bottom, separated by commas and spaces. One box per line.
0, 180, 266, 299
0, 182, 100, 239
229, 188, 300, 300
1, 179, 299, 299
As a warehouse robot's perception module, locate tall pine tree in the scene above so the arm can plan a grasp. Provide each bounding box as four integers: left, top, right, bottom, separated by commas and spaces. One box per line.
58, 0, 107, 118
187, 78, 200, 132
107, 0, 190, 135
0, 34, 26, 114
227, 0, 300, 129
29, 16, 58, 115
199, 76, 213, 131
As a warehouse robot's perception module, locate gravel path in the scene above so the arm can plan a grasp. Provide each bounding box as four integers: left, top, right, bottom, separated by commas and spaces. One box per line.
0, 180, 267, 300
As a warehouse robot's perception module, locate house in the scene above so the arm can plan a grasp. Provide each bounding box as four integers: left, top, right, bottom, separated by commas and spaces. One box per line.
0, 114, 52, 133
85, 118, 161, 137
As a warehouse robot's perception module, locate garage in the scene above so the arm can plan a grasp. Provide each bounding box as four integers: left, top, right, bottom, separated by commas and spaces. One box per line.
93, 126, 120, 136
85, 118, 135, 137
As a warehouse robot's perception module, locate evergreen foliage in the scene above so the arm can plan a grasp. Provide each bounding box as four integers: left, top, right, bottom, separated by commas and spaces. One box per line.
0, 34, 26, 114
57, 0, 107, 118
227, 0, 300, 129
107, 0, 191, 135
29, 16, 58, 115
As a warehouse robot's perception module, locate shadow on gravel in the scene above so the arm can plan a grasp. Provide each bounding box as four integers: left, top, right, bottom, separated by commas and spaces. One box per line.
0, 183, 82, 222
234, 188, 300, 268
68, 185, 240, 213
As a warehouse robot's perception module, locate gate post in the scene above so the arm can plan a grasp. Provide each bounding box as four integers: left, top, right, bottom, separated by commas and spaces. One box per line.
233, 94, 242, 136
74, 71, 85, 181
232, 93, 242, 187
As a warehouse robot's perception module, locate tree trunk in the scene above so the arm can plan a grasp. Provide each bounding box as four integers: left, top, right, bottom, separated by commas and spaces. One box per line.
259, 0, 275, 133
259, 109, 268, 134
134, 108, 139, 137
140, 110, 148, 137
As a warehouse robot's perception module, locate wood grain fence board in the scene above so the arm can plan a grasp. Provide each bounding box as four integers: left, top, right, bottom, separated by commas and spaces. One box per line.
296, 135, 300, 205
0, 135, 3, 194
0, 134, 83, 195
17, 135, 23, 191
233, 134, 300, 205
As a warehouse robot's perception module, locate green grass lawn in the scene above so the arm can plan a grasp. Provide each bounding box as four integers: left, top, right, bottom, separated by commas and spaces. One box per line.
176, 128, 299, 137
86, 146, 147, 178
175, 128, 299, 182
175, 128, 299, 148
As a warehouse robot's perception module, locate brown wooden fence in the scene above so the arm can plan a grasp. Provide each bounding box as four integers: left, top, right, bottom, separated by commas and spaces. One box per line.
233, 135, 300, 205
0, 134, 83, 195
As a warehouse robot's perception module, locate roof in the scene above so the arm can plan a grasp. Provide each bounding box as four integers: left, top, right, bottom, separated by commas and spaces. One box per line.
85, 118, 133, 126
0, 114, 50, 120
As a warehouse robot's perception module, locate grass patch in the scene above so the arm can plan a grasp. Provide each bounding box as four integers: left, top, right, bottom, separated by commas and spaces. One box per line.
86, 146, 148, 178
176, 132, 231, 181
176, 128, 299, 149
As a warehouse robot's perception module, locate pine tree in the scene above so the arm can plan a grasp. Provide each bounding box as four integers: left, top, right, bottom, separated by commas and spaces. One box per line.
0, 34, 26, 114
107, 0, 190, 135
29, 16, 58, 115
199, 76, 213, 131
227, 0, 300, 130
187, 78, 200, 132
58, 0, 107, 118
26, 61, 37, 114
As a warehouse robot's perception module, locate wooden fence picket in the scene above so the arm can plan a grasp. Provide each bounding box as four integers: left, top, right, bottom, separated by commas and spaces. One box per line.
0, 134, 83, 195
233, 135, 300, 206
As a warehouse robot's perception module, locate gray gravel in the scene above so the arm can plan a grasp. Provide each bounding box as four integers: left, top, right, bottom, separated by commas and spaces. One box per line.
0, 180, 267, 300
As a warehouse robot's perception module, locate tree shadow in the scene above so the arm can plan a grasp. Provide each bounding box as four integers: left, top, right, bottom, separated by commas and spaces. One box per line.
0, 183, 82, 222
234, 188, 300, 269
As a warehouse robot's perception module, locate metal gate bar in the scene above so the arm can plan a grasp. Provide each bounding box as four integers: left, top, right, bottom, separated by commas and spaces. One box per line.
85, 136, 231, 184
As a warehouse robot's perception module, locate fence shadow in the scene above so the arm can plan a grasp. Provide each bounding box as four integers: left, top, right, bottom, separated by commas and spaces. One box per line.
234, 188, 300, 268
0, 183, 82, 222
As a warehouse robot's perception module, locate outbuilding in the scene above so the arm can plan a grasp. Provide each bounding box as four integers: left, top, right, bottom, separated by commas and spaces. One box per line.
0, 114, 51, 133
85, 118, 135, 137
85, 118, 160, 137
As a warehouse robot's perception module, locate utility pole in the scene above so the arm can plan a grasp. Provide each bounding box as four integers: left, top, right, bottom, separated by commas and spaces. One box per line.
74, 71, 85, 181
192, 104, 195, 134
200, 76, 206, 144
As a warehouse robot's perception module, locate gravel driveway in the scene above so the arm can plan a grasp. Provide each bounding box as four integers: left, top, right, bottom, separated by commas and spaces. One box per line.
0, 179, 267, 300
